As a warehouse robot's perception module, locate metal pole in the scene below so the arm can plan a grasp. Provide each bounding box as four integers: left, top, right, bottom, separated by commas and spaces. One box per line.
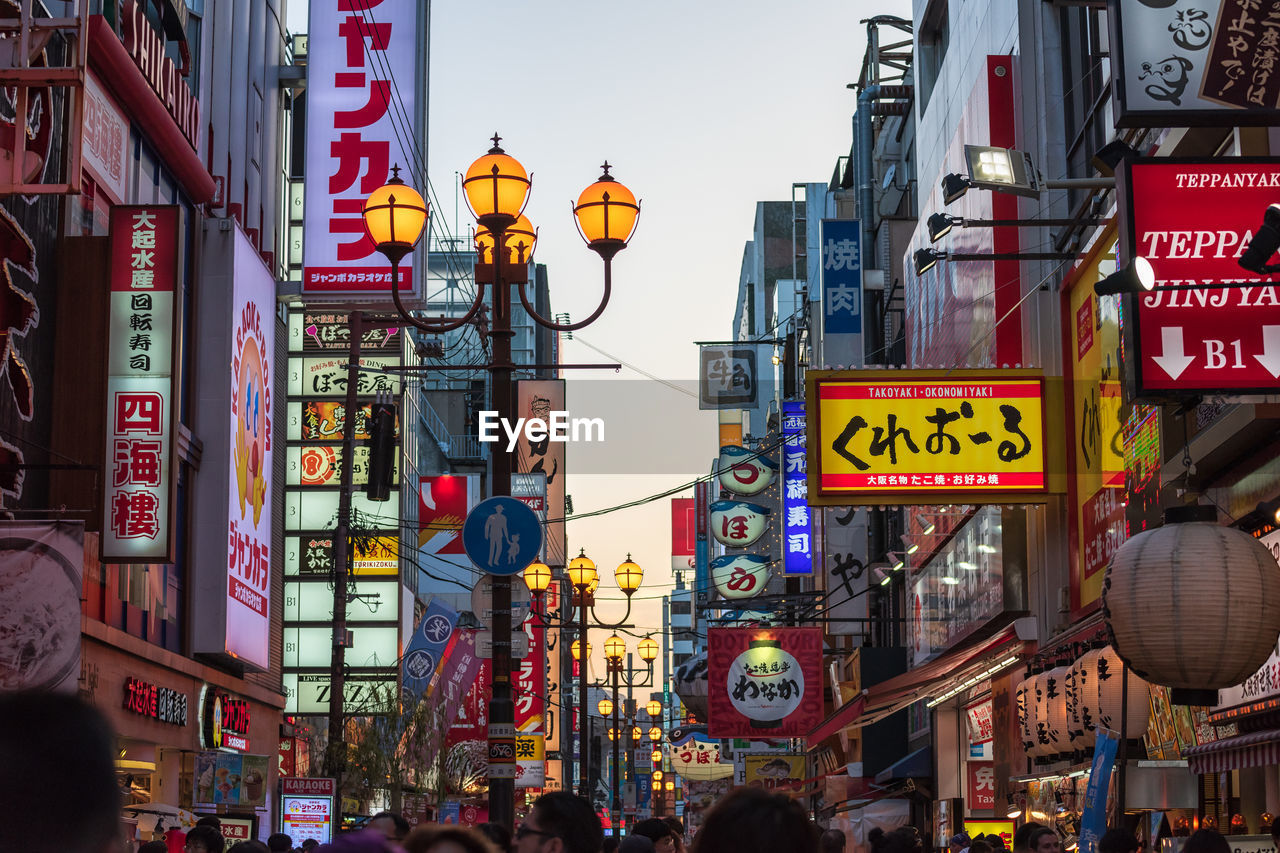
612, 664, 621, 837
1117, 661, 1129, 823
324, 309, 363, 782
627, 653, 636, 824
489, 233, 516, 831
579, 591, 590, 798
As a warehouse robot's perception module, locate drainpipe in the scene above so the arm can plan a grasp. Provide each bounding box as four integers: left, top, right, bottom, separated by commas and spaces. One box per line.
856, 86, 881, 270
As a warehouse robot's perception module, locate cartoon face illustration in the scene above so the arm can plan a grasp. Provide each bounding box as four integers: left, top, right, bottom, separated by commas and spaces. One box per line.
1169, 8, 1212, 51
234, 335, 268, 525
1139, 55, 1194, 105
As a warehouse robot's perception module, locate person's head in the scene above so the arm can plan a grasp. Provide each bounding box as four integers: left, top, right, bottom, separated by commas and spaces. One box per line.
868, 828, 887, 853
227, 843, 270, 853
822, 828, 847, 853
951, 833, 972, 853
632, 819, 676, 853
315, 830, 396, 853
1014, 823, 1047, 853
1183, 831, 1231, 853
139, 843, 169, 853
368, 812, 411, 843
267, 834, 294, 853
1272, 817, 1280, 846
196, 816, 223, 831
603, 840, 621, 853
661, 817, 686, 852
619, 838, 655, 853
0, 692, 121, 853
971, 840, 994, 853
882, 827, 924, 853
516, 791, 603, 853
185, 825, 227, 853
401, 824, 497, 853
302, 842, 320, 853
474, 823, 510, 851
689, 786, 818, 853
1027, 828, 1060, 853
1098, 830, 1140, 853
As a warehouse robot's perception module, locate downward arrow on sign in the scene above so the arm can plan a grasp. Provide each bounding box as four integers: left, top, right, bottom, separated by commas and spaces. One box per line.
1256, 325, 1280, 378
1152, 327, 1195, 380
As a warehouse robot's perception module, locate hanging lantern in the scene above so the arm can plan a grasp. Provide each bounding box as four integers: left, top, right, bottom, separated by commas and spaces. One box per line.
1044, 665, 1071, 758
1095, 645, 1151, 739
711, 554, 770, 600
1064, 661, 1081, 750
1015, 677, 1034, 756
1104, 507, 1280, 697
717, 445, 778, 496
1075, 649, 1103, 743
1031, 670, 1056, 758
1067, 654, 1089, 749
710, 500, 771, 548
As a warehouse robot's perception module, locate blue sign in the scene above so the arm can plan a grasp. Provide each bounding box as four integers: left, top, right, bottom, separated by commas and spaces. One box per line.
636, 772, 652, 809
1080, 729, 1119, 853
401, 597, 460, 702
781, 401, 812, 575
821, 219, 862, 334
462, 496, 544, 576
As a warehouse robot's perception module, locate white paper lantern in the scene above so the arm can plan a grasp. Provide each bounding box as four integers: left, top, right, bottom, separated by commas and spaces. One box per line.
1105, 514, 1280, 691
1095, 645, 1151, 738
1015, 677, 1034, 755
1029, 671, 1051, 758
1044, 665, 1071, 757
1075, 649, 1102, 742
1067, 655, 1088, 749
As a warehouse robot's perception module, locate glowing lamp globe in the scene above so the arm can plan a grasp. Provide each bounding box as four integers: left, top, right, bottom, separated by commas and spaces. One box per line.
631, 726, 642, 742
648, 726, 662, 742
604, 634, 626, 662
571, 639, 590, 661
573, 164, 640, 258
608, 728, 618, 741
523, 561, 551, 595
651, 749, 662, 762
652, 770, 664, 782
362, 170, 428, 263
646, 700, 662, 718
462, 137, 530, 231
615, 554, 643, 595
638, 637, 659, 662
598, 698, 614, 717
475, 213, 537, 265
567, 549, 598, 589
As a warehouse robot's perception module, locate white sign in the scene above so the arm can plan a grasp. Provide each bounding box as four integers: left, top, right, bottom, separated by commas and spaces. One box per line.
225, 228, 275, 669
710, 554, 770, 600
726, 640, 806, 727
303, 0, 420, 298
82, 70, 129, 204
281, 795, 333, 845
471, 575, 533, 624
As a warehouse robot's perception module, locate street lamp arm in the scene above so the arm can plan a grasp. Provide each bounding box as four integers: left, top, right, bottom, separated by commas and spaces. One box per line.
389, 258, 487, 333
515, 257, 613, 332
585, 593, 633, 630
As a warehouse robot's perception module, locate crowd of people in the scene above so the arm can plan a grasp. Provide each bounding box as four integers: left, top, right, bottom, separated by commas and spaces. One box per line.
0, 691, 1264, 853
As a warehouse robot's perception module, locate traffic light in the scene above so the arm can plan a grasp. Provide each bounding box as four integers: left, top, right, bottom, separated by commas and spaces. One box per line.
365, 401, 396, 501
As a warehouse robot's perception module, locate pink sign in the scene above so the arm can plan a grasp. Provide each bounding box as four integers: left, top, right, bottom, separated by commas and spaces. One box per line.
82, 71, 128, 203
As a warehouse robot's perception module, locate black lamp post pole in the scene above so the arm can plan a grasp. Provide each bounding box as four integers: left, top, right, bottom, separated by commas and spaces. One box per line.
611, 662, 622, 836
578, 588, 590, 799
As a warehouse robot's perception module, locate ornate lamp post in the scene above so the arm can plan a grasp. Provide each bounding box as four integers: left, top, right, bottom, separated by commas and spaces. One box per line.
362, 138, 638, 830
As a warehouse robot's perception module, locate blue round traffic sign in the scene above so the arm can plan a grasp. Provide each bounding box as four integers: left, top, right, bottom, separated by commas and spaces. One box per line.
462, 496, 544, 576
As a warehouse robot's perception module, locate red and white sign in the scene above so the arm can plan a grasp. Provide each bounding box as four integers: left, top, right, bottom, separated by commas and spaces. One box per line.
303, 0, 419, 297
419, 475, 469, 553
281, 795, 333, 845
226, 226, 275, 669
102, 206, 180, 562
967, 761, 996, 811
515, 608, 546, 789
671, 497, 696, 570
82, 70, 129, 204
706, 628, 823, 738
1121, 158, 1280, 394
965, 698, 993, 746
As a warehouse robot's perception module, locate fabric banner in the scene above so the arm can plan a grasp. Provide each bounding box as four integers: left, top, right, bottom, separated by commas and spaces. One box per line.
1080, 729, 1119, 853
401, 598, 460, 703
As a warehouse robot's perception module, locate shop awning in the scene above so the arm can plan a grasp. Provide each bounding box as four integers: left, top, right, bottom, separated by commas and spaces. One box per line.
1183, 729, 1280, 774
875, 746, 932, 784
807, 617, 1037, 746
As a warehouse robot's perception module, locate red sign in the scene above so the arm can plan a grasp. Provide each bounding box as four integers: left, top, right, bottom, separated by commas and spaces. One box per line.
419, 475, 468, 553
967, 761, 996, 811
123, 677, 188, 727
672, 498, 695, 566
278, 737, 296, 777
281, 777, 337, 797
706, 627, 823, 738
1121, 158, 1280, 394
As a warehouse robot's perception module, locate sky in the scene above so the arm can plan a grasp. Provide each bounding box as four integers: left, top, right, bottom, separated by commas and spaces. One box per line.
289, 0, 912, 680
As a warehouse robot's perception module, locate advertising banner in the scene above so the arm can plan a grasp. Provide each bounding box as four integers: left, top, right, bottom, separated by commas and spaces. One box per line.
288, 311, 401, 353
515, 380, 566, 566
699, 346, 757, 409
193, 752, 269, 807
742, 754, 805, 790
401, 598, 460, 703
281, 793, 333, 845
303, 0, 420, 298
706, 627, 823, 738
807, 369, 1052, 506
419, 475, 470, 551
781, 401, 812, 575
672, 497, 696, 571
0, 521, 83, 692
102, 206, 180, 562
82, 70, 129, 204
1109, 1, 1280, 128
1080, 730, 1119, 853
1118, 158, 1280, 395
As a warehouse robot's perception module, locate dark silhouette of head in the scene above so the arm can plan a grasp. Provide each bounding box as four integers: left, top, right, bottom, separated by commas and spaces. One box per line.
689, 787, 818, 853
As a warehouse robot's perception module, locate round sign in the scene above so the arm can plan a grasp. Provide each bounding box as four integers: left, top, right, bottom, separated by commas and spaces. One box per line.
471, 575, 533, 624
461, 496, 544, 576
404, 649, 436, 681
717, 446, 777, 496
726, 639, 805, 729
710, 554, 770, 600
710, 500, 770, 548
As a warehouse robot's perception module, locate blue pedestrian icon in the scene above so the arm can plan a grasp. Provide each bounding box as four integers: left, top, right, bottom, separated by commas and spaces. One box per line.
462, 496, 544, 576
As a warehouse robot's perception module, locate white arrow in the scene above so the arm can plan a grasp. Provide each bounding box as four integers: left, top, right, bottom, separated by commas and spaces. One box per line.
1152, 327, 1195, 380
1256, 325, 1280, 378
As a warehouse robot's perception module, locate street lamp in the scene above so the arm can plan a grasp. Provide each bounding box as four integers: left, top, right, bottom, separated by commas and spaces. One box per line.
523, 561, 552, 597
598, 698, 614, 717
645, 700, 662, 718
362, 136, 638, 830
606, 635, 627, 834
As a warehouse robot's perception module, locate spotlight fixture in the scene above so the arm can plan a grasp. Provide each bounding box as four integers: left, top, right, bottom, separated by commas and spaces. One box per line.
915, 248, 944, 275
915, 513, 936, 535
901, 534, 919, 555
941, 172, 971, 205
887, 551, 905, 572
1239, 203, 1280, 275
1091, 139, 1139, 178
1005, 795, 1022, 819
1094, 257, 1156, 296
964, 145, 1041, 199
928, 212, 958, 243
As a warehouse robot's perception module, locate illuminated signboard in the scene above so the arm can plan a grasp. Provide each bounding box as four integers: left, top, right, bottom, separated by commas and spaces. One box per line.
807, 369, 1053, 506
102, 206, 181, 562
287, 355, 401, 398
1119, 158, 1280, 395
285, 536, 399, 577
123, 677, 188, 727
780, 401, 812, 575
199, 685, 252, 752
288, 312, 401, 352
303, 0, 420, 298
706, 627, 823, 738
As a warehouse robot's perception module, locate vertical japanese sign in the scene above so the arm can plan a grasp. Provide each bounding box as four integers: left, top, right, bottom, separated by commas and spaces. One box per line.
516, 380, 565, 566
699, 346, 757, 409
706, 627, 823, 738
821, 219, 863, 334
226, 226, 276, 668
781, 402, 812, 575
514, 607, 546, 788
304, 0, 420, 298
966, 761, 996, 811
103, 206, 180, 562
671, 497, 695, 571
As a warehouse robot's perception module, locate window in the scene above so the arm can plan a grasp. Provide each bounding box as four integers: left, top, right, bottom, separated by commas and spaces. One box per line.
671, 600, 692, 616
917, 0, 950, 114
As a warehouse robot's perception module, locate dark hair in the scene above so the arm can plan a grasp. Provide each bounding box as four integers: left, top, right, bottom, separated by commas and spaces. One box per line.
689, 787, 818, 853
197, 815, 224, 829
869, 828, 887, 853
476, 822, 511, 850
1013, 823, 1047, 853
187, 825, 228, 853
882, 827, 924, 853
228, 843, 271, 853
302, 841, 320, 852
603, 839, 621, 853
0, 692, 121, 853
139, 843, 170, 853
532, 791, 603, 853
822, 828, 848, 853
1027, 829, 1059, 852
971, 841, 994, 853
633, 819, 675, 844
370, 812, 411, 841
1183, 831, 1231, 853
402, 824, 497, 853
1098, 830, 1141, 853
268, 833, 294, 853
663, 817, 686, 843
